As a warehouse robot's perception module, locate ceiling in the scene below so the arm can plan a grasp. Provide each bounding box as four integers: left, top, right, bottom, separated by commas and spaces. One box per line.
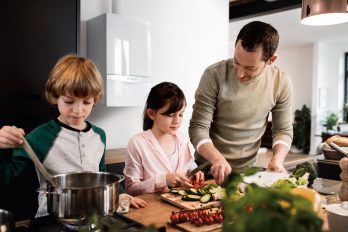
229, 0, 301, 21
229, 0, 348, 49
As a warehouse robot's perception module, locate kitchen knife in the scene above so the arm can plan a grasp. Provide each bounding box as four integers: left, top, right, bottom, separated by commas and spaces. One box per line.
186, 160, 210, 178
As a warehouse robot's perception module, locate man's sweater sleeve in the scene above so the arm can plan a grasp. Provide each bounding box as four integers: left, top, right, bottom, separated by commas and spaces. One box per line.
271, 74, 294, 148
189, 69, 219, 149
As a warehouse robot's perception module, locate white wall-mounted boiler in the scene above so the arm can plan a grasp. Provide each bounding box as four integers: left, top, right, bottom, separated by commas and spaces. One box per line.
87, 13, 151, 107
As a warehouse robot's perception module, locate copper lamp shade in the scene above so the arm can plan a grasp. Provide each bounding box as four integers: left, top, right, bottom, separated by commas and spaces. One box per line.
301, 0, 348, 26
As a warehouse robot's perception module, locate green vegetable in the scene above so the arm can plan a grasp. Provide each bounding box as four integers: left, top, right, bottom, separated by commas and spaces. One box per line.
169, 188, 179, 194
222, 168, 323, 232
182, 194, 202, 201
200, 193, 212, 203
212, 188, 227, 201
292, 162, 317, 185
187, 188, 198, 195
178, 190, 188, 196
271, 178, 297, 190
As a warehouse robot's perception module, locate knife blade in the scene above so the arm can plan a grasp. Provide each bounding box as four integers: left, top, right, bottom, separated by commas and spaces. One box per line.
186, 160, 210, 178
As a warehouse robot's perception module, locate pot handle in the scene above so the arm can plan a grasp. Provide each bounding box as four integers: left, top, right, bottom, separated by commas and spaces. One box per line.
36, 188, 60, 195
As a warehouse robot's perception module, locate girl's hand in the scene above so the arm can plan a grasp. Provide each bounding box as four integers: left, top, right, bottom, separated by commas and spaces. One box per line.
190, 171, 205, 185
119, 193, 147, 209
129, 196, 147, 208
166, 173, 193, 188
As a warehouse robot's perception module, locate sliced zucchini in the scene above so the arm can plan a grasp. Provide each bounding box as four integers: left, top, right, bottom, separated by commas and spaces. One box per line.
187, 188, 198, 195
197, 188, 207, 196
209, 187, 219, 194
178, 190, 188, 196
170, 189, 180, 194
182, 194, 202, 201
200, 193, 212, 203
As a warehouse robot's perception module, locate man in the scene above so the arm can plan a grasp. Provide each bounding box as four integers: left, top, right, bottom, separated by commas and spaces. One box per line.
189, 21, 293, 184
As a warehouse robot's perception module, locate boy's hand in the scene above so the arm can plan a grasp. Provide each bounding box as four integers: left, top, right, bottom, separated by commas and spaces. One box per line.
0, 126, 25, 149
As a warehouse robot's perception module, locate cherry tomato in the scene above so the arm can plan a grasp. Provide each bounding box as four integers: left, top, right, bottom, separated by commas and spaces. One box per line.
194, 218, 203, 227
170, 213, 180, 224
214, 214, 223, 223
205, 216, 214, 225
244, 204, 253, 214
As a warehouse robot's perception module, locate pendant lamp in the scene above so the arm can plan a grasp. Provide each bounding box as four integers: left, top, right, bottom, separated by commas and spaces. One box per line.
301, 0, 348, 26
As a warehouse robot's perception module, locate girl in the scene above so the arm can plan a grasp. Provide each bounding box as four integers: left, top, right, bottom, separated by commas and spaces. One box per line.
124, 82, 204, 196
0, 54, 146, 217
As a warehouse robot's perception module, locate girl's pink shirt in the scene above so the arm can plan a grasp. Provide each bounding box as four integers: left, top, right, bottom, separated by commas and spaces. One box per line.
124, 129, 197, 196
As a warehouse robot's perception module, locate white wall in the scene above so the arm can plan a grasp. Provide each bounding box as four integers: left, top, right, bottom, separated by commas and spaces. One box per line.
276, 45, 313, 112
80, 0, 229, 149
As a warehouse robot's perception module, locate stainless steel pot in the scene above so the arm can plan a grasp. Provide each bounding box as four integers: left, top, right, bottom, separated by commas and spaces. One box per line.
45, 171, 124, 225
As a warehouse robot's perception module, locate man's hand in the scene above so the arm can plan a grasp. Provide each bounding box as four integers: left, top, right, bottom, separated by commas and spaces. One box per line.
197, 142, 231, 184
211, 158, 231, 184
267, 143, 289, 173
267, 158, 286, 173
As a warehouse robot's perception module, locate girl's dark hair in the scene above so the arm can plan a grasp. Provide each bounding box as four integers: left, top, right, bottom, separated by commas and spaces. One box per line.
143, 82, 186, 131
235, 21, 279, 61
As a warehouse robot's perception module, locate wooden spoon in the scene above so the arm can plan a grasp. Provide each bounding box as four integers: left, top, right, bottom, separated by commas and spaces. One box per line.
22, 138, 59, 188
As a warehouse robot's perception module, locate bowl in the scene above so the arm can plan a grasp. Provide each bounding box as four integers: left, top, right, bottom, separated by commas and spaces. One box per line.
325, 201, 348, 232
322, 146, 347, 160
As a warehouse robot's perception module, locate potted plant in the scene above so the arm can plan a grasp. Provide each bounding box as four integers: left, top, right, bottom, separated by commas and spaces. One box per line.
323, 112, 339, 132
293, 105, 311, 153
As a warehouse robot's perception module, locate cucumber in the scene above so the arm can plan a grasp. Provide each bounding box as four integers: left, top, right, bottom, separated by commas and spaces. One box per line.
209, 187, 219, 193
178, 190, 188, 196
187, 188, 198, 195
182, 194, 202, 201
200, 194, 211, 203
198, 188, 208, 196
170, 189, 179, 194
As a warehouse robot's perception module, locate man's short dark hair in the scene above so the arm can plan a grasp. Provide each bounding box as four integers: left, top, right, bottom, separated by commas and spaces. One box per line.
235, 21, 279, 61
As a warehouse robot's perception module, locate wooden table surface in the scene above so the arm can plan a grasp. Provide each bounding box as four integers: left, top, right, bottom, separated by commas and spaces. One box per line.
122, 179, 332, 232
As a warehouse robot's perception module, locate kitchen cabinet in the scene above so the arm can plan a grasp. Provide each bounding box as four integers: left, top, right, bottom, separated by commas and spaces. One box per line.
0, 0, 80, 133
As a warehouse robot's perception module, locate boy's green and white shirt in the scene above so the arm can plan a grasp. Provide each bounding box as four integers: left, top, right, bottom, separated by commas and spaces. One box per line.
1, 119, 106, 217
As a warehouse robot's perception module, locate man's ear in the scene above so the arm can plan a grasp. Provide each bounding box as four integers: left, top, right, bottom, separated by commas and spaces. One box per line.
267, 54, 278, 65
147, 109, 155, 120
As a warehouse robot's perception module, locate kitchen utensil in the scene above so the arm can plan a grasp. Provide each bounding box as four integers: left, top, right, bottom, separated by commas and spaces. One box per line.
187, 161, 210, 178
243, 171, 290, 187
329, 142, 348, 157
44, 171, 124, 225
322, 145, 347, 160
0, 209, 14, 232
22, 138, 59, 188
325, 201, 348, 232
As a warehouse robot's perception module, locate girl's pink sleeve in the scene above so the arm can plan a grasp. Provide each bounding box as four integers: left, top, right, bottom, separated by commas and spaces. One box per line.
124, 138, 167, 196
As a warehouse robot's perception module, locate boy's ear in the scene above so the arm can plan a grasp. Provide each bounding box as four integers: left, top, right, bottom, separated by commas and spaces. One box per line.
147, 109, 155, 120
51, 98, 58, 104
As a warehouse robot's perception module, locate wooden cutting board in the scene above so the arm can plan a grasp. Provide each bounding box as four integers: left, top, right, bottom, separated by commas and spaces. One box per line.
160, 192, 221, 210
171, 221, 222, 232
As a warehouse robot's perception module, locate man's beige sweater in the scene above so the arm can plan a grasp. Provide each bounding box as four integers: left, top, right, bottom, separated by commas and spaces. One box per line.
189, 59, 293, 168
